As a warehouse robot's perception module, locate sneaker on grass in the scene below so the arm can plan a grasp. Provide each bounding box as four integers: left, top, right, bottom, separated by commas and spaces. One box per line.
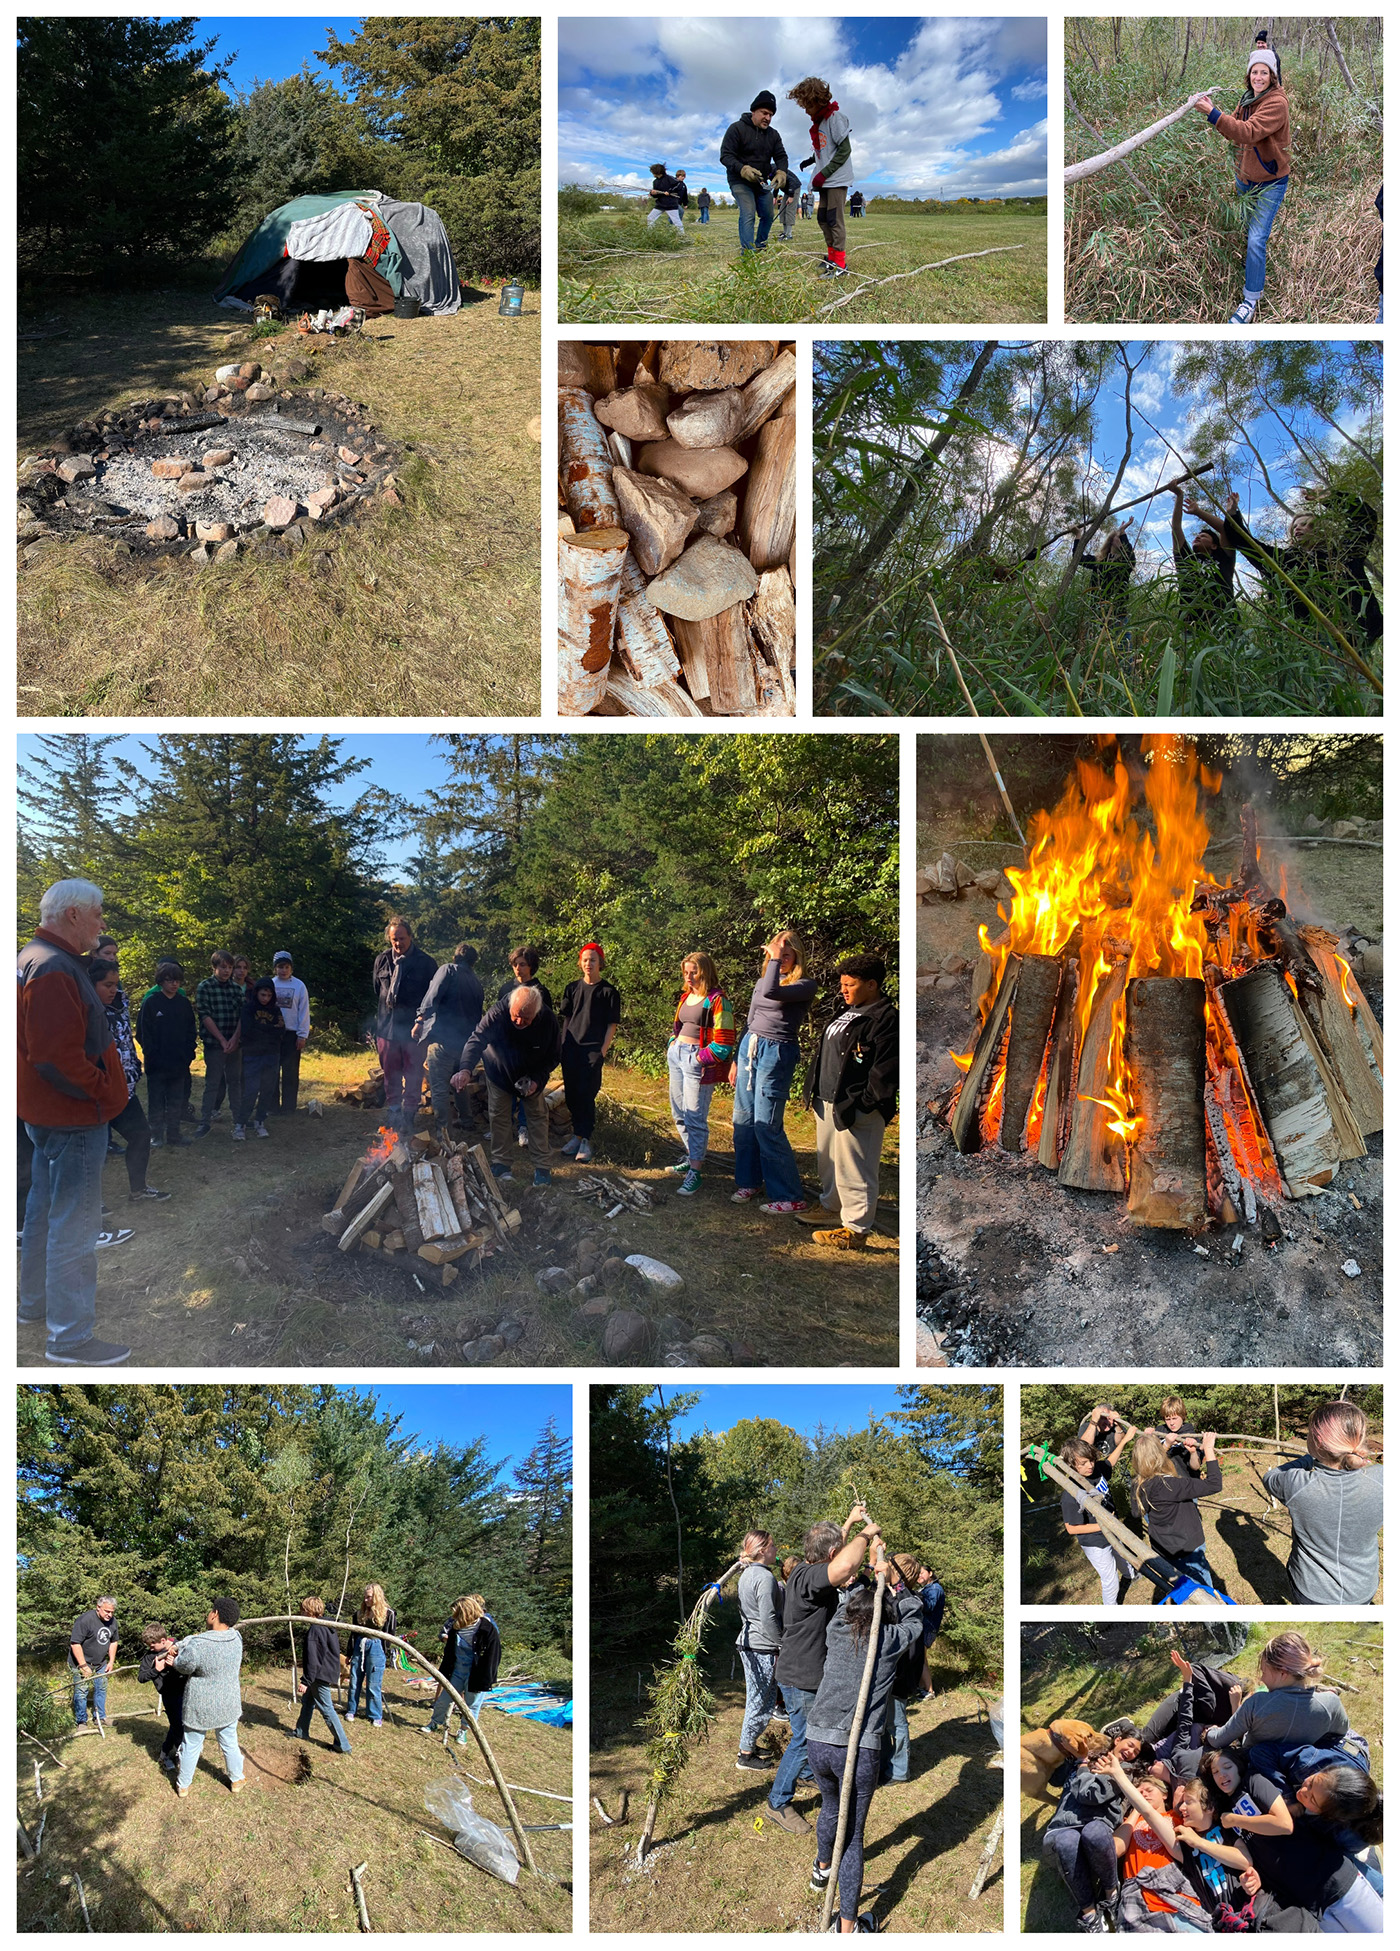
46, 1337, 131, 1366
677, 1168, 702, 1197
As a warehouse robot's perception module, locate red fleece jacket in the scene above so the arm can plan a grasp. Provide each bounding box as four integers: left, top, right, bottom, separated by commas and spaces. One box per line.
18, 927, 129, 1128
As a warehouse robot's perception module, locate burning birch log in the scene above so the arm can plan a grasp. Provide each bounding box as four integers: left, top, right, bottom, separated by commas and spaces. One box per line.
1037, 958, 1081, 1168
559, 387, 620, 529
1124, 976, 1207, 1229
1064, 87, 1221, 184
559, 527, 629, 715
999, 953, 1062, 1151
1298, 937, 1384, 1135
951, 957, 1019, 1153
1058, 962, 1129, 1193
1220, 964, 1358, 1193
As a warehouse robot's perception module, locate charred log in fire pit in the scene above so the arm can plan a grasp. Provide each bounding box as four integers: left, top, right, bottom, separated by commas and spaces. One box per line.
323, 1130, 522, 1288
947, 739, 1382, 1233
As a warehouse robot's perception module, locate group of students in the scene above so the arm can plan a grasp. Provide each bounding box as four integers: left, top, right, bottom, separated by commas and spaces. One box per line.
1059, 1398, 1383, 1607
730, 1506, 946, 1932
1042, 1632, 1383, 1933
70, 1582, 502, 1796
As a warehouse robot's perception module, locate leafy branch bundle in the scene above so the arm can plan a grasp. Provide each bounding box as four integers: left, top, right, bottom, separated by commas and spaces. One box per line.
636, 1557, 744, 1862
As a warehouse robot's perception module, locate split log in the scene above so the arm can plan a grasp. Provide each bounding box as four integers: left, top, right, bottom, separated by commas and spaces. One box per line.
1037, 957, 1081, 1168
606, 431, 632, 470
735, 348, 799, 440
441, 1155, 474, 1232
613, 552, 680, 685
735, 416, 796, 571
672, 603, 756, 714
999, 952, 1062, 1151
1298, 935, 1384, 1132
1124, 976, 1208, 1229
1220, 964, 1360, 1194
339, 1156, 395, 1225
339, 1181, 394, 1251
388, 1169, 425, 1251
559, 526, 629, 716
413, 1162, 461, 1240
747, 568, 796, 707
558, 344, 617, 396
332, 1156, 368, 1213
951, 956, 1019, 1153
559, 388, 619, 529
612, 466, 696, 576
602, 666, 704, 716
1059, 962, 1129, 1192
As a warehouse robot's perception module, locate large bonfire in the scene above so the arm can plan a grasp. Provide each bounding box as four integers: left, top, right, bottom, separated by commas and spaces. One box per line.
949, 738, 1383, 1231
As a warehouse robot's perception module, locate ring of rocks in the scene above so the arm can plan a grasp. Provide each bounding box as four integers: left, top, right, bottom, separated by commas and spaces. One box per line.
18, 353, 406, 569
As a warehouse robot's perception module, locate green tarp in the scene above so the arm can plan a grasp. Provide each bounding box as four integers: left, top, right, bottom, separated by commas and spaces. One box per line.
214, 192, 404, 302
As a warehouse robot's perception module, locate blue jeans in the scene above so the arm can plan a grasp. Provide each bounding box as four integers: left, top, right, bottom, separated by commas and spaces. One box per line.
72, 1667, 108, 1725
20, 1121, 109, 1353
1160, 1544, 1224, 1595
1235, 175, 1288, 297
667, 1041, 716, 1165
728, 175, 773, 251
348, 1638, 385, 1721
738, 1647, 778, 1753
768, 1682, 817, 1809
427, 1640, 485, 1730
297, 1682, 351, 1752
699, 207, 709, 223
1044, 1819, 1119, 1912
732, 1033, 803, 1201
888, 1696, 910, 1782
177, 1722, 244, 1789
236, 1050, 278, 1125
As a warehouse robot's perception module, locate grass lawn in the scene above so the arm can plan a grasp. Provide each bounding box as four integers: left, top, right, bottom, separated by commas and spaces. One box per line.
17, 1050, 899, 1370
1019, 1620, 1384, 1933
590, 1660, 1002, 1933
17, 1666, 570, 1932
1020, 1447, 1385, 1605
560, 206, 1047, 325
17, 283, 540, 716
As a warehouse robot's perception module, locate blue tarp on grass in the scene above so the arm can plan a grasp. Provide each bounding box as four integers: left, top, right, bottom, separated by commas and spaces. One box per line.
483, 1684, 572, 1728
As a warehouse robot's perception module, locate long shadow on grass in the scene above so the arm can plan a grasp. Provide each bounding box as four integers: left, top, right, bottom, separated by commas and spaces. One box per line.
871, 1719, 1001, 1917
1212, 1506, 1292, 1604
16, 1747, 181, 1932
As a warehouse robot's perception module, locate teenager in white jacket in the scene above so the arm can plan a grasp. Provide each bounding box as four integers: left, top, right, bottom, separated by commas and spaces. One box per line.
789, 77, 853, 278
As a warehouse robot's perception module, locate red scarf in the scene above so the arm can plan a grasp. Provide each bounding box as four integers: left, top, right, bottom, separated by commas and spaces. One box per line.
809, 99, 840, 146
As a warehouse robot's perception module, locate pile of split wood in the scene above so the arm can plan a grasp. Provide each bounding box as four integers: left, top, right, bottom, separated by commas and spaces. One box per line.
559, 339, 797, 717
324, 1134, 522, 1288
952, 810, 1384, 1229
331, 1066, 387, 1108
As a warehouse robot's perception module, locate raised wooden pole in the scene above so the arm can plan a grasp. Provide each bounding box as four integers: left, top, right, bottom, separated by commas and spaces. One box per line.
1065, 88, 1221, 184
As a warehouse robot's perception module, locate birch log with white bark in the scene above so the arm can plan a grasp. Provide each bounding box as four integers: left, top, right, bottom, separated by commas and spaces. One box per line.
559, 526, 629, 715
1064, 89, 1219, 184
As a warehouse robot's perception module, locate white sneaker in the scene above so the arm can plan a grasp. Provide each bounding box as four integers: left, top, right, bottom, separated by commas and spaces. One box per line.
561, 1135, 580, 1157
1229, 300, 1257, 325
232, 1125, 245, 1141
517, 1129, 529, 1148
575, 1139, 593, 1162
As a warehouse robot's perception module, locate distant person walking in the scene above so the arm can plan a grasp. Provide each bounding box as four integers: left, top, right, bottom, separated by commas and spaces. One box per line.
372, 917, 437, 1132
667, 950, 736, 1198
424, 1595, 502, 1736
559, 942, 621, 1164
172, 1596, 246, 1796
789, 76, 854, 279
347, 1584, 398, 1727
19, 879, 137, 1364
292, 1597, 353, 1754
1193, 50, 1291, 324
648, 163, 685, 232
697, 185, 712, 224
720, 91, 790, 253
270, 951, 310, 1116
732, 930, 816, 1214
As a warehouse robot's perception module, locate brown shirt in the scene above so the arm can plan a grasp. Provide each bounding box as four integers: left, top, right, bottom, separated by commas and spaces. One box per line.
1209, 87, 1290, 185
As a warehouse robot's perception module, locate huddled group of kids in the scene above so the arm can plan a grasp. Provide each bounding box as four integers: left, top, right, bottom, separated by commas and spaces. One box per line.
729, 1506, 947, 1933
1058, 1399, 1383, 1607
1042, 1633, 1383, 1933
76, 1582, 502, 1797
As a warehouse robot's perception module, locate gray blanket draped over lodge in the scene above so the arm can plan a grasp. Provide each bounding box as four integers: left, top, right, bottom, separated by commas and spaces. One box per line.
378, 198, 463, 315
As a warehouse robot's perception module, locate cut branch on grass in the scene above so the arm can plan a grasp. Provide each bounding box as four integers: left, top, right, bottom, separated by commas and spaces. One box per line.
816, 247, 1026, 317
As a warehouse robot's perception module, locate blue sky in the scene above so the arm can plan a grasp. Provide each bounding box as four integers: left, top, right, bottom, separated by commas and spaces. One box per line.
184, 17, 362, 94
345, 1384, 570, 1476
665, 1384, 910, 1444
559, 16, 1047, 201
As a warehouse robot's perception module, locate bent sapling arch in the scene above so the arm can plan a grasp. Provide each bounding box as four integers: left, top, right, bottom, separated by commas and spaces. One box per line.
1065, 85, 1222, 184
237, 1616, 537, 1875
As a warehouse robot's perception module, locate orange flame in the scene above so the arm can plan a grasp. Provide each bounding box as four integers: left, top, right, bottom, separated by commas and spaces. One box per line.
1338, 956, 1361, 1010
365, 1125, 399, 1166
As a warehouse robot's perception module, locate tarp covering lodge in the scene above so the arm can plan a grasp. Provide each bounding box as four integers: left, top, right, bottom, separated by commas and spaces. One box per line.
215, 191, 462, 315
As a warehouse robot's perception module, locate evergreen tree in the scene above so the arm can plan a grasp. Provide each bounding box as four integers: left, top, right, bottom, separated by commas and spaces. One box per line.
228, 68, 348, 226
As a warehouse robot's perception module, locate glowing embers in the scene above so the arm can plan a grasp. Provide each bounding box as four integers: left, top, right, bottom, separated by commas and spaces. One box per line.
947, 739, 1383, 1231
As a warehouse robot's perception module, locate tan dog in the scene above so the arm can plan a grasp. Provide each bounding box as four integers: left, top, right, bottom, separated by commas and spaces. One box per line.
1020, 1719, 1112, 1807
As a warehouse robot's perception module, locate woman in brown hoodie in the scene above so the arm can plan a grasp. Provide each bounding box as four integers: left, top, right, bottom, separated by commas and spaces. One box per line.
1194, 47, 1290, 324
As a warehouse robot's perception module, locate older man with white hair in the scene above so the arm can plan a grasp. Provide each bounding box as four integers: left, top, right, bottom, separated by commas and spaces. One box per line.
18, 879, 133, 1364
452, 983, 561, 1187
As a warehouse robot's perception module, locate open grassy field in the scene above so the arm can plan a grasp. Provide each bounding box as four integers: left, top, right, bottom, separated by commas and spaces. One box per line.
17, 1050, 898, 1370
1020, 1446, 1385, 1606
590, 1659, 1002, 1933
17, 1665, 570, 1932
1019, 1620, 1383, 1932
560, 204, 1047, 325
17, 282, 540, 716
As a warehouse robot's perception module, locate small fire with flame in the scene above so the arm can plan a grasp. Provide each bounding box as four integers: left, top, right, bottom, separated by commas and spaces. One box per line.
949, 738, 1383, 1230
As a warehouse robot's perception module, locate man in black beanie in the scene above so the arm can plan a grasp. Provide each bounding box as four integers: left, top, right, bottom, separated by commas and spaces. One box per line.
720, 90, 790, 254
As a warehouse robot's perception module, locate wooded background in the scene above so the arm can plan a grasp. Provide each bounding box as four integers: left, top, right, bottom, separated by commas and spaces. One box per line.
590, 1385, 1002, 1678
17, 1385, 571, 1679
1021, 1381, 1383, 1450
815, 338, 1382, 716
18, 16, 541, 284
17, 732, 898, 1061
1066, 16, 1383, 325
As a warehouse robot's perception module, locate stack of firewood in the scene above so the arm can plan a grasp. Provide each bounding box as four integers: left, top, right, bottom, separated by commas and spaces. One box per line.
331, 1065, 386, 1108
559, 339, 797, 717
323, 1133, 522, 1287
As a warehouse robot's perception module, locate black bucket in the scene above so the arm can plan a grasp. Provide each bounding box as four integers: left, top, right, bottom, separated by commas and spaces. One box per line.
393, 294, 422, 320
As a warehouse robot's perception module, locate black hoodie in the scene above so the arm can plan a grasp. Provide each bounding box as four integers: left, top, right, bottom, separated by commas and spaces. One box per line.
239, 982, 285, 1058
805, 991, 899, 1129
720, 112, 790, 182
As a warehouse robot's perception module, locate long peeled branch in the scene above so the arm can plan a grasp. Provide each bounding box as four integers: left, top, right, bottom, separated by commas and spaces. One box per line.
236, 1617, 536, 1875
820, 1568, 887, 1931
1018, 465, 1215, 560
1065, 87, 1221, 183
